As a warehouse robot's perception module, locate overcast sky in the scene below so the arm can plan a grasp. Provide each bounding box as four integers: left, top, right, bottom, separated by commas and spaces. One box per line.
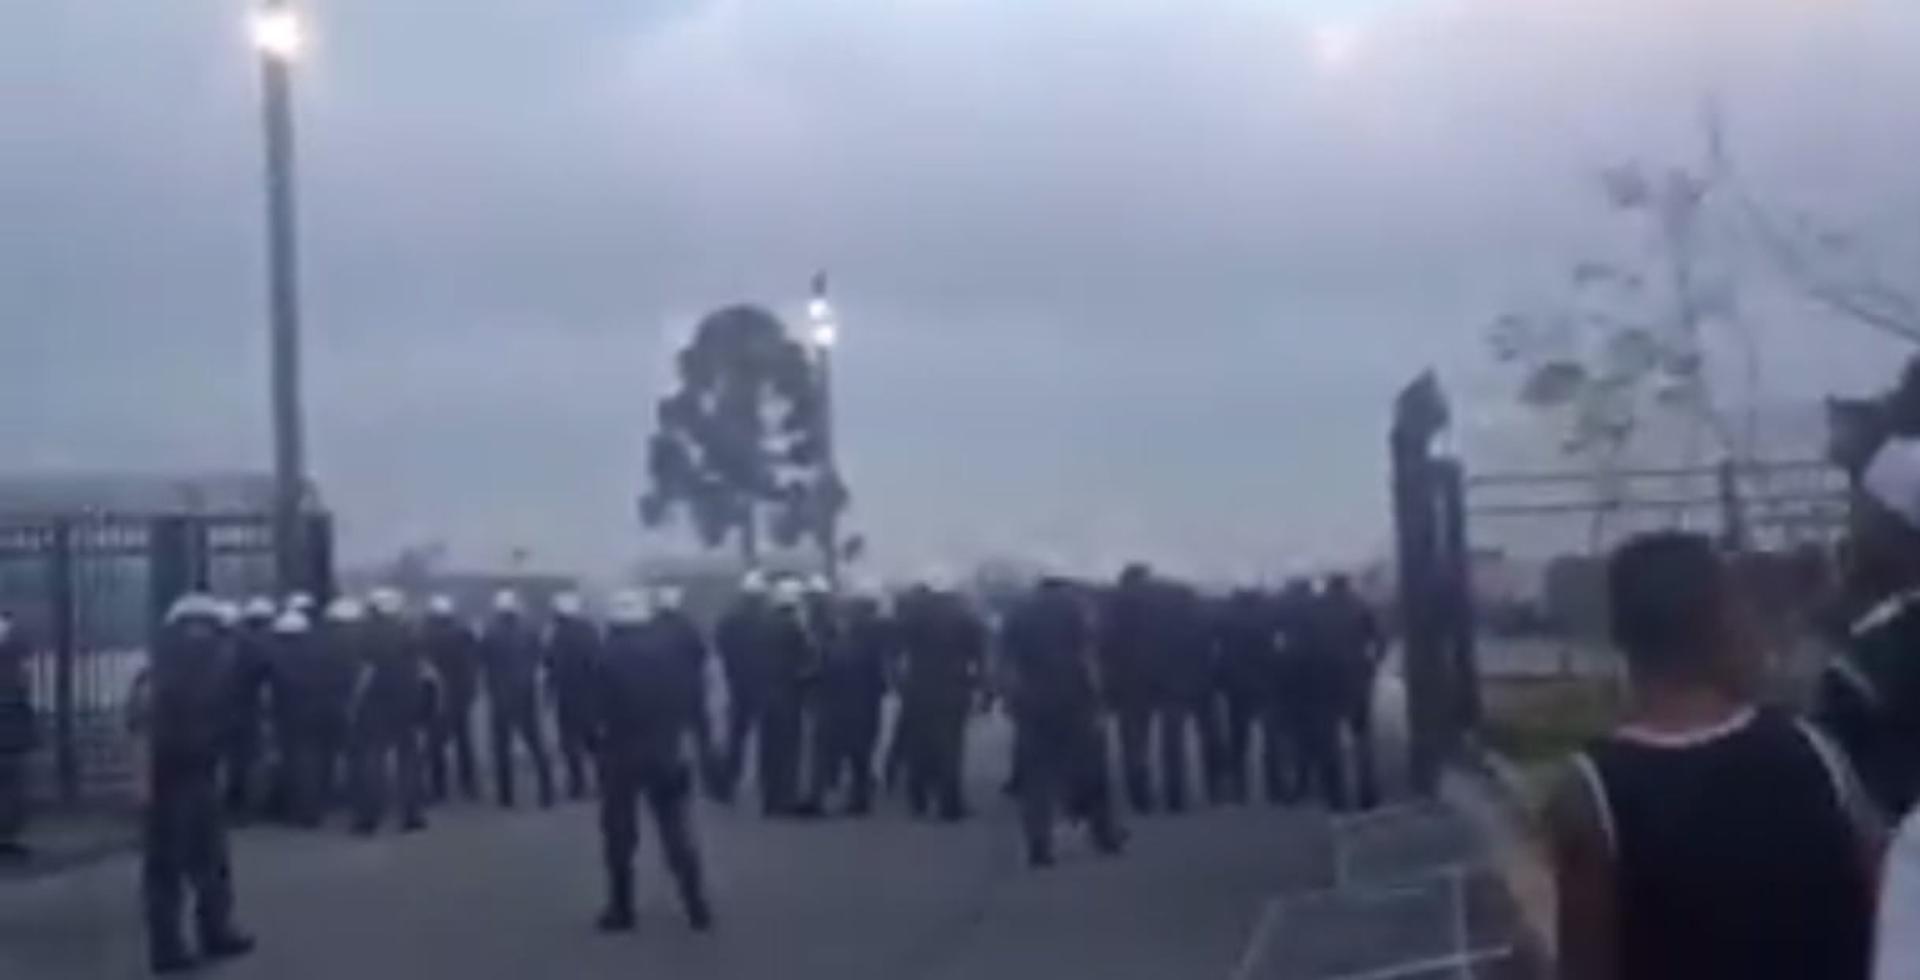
5, 0, 1919, 581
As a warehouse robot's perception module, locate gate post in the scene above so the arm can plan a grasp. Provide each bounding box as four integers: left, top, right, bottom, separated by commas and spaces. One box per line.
47, 519, 78, 804
149, 517, 193, 629
304, 512, 335, 604
1392, 372, 1450, 797
1436, 456, 1481, 733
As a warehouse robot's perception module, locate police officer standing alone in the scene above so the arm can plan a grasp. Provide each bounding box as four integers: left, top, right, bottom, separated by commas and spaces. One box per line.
481, 591, 555, 809
347, 588, 428, 835
589, 590, 713, 933
422, 595, 480, 803
140, 594, 256, 973
546, 592, 601, 801
1004, 578, 1125, 867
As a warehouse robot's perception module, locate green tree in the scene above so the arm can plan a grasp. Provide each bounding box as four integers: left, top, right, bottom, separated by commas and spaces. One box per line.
639, 304, 848, 566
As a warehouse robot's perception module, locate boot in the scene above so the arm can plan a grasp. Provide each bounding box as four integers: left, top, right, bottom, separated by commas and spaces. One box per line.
681, 885, 714, 932
201, 931, 256, 962
597, 864, 635, 932
149, 935, 195, 976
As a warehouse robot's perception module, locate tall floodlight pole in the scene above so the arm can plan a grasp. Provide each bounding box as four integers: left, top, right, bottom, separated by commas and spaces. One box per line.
253, 1, 309, 593
807, 272, 841, 590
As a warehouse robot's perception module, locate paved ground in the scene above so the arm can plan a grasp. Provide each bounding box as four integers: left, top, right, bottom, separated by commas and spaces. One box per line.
1, 716, 1340, 980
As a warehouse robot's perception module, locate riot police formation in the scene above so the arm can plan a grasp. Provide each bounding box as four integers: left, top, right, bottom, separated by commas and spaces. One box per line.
139, 595, 256, 974
97, 566, 1388, 973
422, 594, 481, 802
481, 591, 557, 809
588, 590, 713, 933
545, 591, 603, 801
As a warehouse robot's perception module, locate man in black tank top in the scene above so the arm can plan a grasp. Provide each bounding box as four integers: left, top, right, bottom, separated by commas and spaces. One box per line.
1546, 532, 1881, 980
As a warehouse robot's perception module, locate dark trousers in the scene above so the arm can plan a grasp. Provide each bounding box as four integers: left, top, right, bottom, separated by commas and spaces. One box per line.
812, 694, 880, 813
1019, 713, 1121, 860
1293, 706, 1345, 810
286, 717, 346, 826
350, 721, 424, 832
489, 698, 554, 808
1218, 689, 1261, 804
597, 757, 705, 918
0, 753, 26, 846
427, 699, 479, 802
1343, 690, 1379, 811
220, 721, 261, 815
906, 697, 968, 818
882, 697, 913, 792
1114, 699, 1155, 812
143, 775, 239, 960
1154, 695, 1217, 812
757, 697, 803, 814
716, 695, 763, 802
555, 702, 595, 800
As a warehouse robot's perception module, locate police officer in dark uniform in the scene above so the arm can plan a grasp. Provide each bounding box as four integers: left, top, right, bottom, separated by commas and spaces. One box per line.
422, 595, 480, 802
1149, 578, 1218, 813
290, 597, 361, 825
545, 592, 601, 801
1213, 588, 1279, 805
221, 598, 277, 819
589, 590, 713, 933
141, 594, 256, 973
1320, 575, 1383, 811
898, 581, 984, 821
347, 588, 428, 834
714, 572, 773, 804
1101, 564, 1160, 813
812, 585, 893, 815
759, 578, 821, 817
1285, 580, 1347, 809
1004, 578, 1125, 867
651, 585, 716, 795
480, 591, 555, 809
0, 611, 34, 859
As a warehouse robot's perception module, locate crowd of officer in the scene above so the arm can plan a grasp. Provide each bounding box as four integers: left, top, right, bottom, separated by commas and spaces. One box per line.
121, 561, 1383, 973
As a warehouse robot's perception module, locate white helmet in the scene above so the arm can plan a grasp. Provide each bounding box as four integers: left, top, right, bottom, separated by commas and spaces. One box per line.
426, 594, 456, 617
285, 592, 316, 613
492, 590, 522, 615
215, 600, 242, 628
325, 597, 365, 624
740, 569, 770, 595
272, 610, 310, 635
243, 596, 277, 621
653, 585, 685, 611
165, 593, 224, 625
772, 577, 806, 609
606, 589, 652, 626
804, 574, 832, 595
367, 587, 406, 617
551, 591, 585, 618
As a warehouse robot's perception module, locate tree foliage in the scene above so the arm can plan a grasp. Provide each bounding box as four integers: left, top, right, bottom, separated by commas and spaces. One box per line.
639, 304, 848, 561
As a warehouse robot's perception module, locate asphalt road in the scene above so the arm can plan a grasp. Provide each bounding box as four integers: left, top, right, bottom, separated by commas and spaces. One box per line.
1, 715, 1340, 980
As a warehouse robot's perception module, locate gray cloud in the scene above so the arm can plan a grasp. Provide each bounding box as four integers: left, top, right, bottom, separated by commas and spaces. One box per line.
6, 0, 1919, 578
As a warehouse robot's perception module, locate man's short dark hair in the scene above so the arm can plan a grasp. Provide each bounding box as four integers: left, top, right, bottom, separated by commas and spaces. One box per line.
1608, 531, 1727, 674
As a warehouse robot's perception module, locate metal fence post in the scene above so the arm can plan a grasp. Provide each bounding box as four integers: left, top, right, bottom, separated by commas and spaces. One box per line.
47, 519, 78, 804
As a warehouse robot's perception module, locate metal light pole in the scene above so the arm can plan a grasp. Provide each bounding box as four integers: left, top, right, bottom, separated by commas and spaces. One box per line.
807, 274, 841, 590
253, 2, 309, 594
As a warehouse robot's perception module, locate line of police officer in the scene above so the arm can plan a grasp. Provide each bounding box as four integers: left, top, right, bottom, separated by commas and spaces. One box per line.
133, 564, 1380, 971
